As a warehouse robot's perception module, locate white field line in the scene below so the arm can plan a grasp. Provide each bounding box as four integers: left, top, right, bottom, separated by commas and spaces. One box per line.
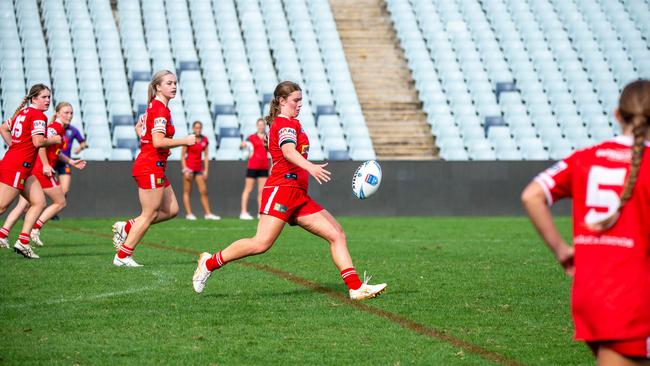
2, 271, 174, 308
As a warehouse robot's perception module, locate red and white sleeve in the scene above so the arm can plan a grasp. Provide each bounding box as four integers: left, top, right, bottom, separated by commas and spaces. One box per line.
152, 116, 167, 134
32, 119, 46, 136
534, 155, 575, 205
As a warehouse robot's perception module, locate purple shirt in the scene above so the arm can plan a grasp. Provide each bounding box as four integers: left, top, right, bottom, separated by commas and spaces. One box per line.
61, 124, 85, 157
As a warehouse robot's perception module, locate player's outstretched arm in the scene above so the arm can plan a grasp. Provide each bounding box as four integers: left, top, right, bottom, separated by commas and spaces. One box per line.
32, 133, 61, 148
59, 154, 86, 170
280, 143, 330, 184
521, 181, 574, 276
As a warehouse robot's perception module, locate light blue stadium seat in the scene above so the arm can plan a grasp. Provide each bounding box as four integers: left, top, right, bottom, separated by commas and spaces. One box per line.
110, 148, 133, 161
442, 147, 469, 161
496, 148, 523, 160
80, 148, 108, 161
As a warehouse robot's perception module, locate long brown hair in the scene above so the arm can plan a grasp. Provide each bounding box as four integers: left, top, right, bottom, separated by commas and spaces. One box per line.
264, 81, 301, 127
50, 101, 72, 124
148, 70, 175, 102
594, 79, 650, 229
11, 84, 51, 120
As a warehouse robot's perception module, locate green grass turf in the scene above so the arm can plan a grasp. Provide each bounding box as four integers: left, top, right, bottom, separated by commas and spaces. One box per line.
0, 217, 593, 365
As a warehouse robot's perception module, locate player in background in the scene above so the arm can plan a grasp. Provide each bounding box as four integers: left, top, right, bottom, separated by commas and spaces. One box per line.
522, 80, 650, 365
180, 120, 220, 221
0, 102, 86, 247
55, 107, 86, 195
239, 118, 270, 220
0, 84, 61, 258
192, 81, 387, 300
111, 70, 196, 267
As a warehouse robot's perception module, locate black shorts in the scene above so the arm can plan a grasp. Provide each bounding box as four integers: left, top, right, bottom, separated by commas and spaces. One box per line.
183, 168, 204, 176
246, 169, 269, 178
55, 161, 71, 175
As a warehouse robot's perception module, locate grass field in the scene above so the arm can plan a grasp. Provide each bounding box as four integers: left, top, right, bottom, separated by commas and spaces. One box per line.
0, 217, 592, 365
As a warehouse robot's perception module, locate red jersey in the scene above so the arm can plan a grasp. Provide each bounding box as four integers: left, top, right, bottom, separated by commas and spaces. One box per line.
535, 136, 650, 341
185, 135, 208, 172
34, 120, 65, 171
0, 107, 47, 174
247, 133, 270, 170
132, 98, 175, 176
265, 116, 310, 190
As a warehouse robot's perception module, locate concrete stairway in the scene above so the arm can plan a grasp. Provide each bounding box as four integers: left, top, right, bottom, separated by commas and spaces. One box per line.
329, 0, 436, 160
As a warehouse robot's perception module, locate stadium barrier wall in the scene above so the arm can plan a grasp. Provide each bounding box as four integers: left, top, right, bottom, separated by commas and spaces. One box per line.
64, 161, 571, 218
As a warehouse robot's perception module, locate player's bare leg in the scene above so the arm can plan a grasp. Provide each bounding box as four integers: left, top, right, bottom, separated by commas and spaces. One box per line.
182, 172, 194, 219
596, 346, 650, 366
221, 215, 285, 260
195, 175, 218, 219
14, 177, 45, 258
256, 177, 267, 215
192, 215, 285, 293
40, 186, 66, 222
296, 209, 387, 300
58, 174, 71, 195
113, 187, 164, 267
0, 196, 29, 248
240, 177, 255, 219
30, 186, 67, 246
0, 183, 21, 215
151, 185, 179, 224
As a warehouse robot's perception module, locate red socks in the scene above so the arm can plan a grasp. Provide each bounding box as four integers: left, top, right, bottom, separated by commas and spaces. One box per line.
0, 227, 9, 239
18, 233, 30, 245
125, 219, 135, 234
205, 251, 226, 271
341, 268, 362, 290
117, 245, 134, 259
33, 219, 44, 230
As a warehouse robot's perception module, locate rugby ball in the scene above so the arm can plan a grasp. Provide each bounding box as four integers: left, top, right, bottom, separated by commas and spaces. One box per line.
352, 160, 382, 199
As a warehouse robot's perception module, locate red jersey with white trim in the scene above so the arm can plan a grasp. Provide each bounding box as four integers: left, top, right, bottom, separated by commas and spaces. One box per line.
185, 135, 208, 172
535, 136, 650, 341
265, 116, 309, 190
132, 98, 175, 175
247, 133, 270, 170
0, 107, 47, 174
34, 120, 65, 170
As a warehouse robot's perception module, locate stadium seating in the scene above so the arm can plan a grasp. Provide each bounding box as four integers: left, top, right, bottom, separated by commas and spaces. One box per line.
0, 0, 367, 161
387, 0, 649, 160
1, 0, 648, 161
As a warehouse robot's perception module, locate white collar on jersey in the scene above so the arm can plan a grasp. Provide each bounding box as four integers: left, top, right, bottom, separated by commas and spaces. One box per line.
278, 114, 291, 119
610, 135, 650, 147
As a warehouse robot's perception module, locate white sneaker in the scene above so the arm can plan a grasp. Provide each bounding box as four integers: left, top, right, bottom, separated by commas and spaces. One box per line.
186, 214, 197, 220
239, 212, 254, 220
113, 254, 142, 267
30, 229, 44, 247
0, 236, 9, 249
204, 214, 221, 220
349, 272, 387, 300
111, 221, 127, 250
192, 252, 213, 293
14, 241, 39, 259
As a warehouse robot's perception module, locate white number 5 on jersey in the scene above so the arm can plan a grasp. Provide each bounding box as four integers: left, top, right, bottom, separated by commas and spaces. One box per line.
584, 166, 627, 226
11, 115, 26, 138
